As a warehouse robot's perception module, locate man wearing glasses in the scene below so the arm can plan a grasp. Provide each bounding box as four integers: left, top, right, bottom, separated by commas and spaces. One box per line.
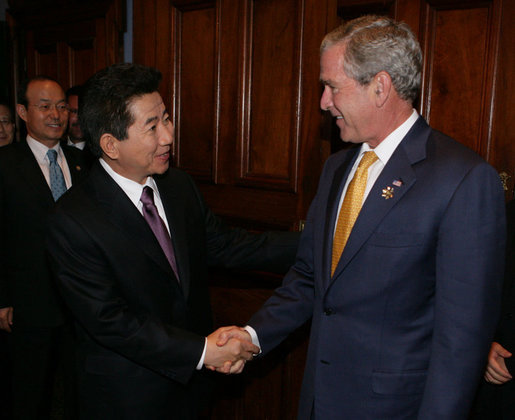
0, 76, 85, 418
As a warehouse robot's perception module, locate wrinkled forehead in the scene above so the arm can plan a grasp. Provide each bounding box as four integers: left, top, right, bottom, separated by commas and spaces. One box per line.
0, 104, 12, 119
27, 80, 66, 102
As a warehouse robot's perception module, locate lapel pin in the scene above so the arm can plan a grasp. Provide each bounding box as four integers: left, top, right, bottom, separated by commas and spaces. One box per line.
76, 166, 82, 171
382, 186, 394, 199
392, 179, 403, 187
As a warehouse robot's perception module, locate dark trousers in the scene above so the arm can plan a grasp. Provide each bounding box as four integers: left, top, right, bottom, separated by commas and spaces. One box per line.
0, 330, 12, 419
10, 323, 77, 420
470, 379, 515, 420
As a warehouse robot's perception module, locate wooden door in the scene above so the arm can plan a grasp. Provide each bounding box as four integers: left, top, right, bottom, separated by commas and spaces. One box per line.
7, 0, 124, 94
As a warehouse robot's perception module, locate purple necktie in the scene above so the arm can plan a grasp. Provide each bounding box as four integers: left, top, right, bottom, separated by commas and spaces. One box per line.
140, 186, 179, 281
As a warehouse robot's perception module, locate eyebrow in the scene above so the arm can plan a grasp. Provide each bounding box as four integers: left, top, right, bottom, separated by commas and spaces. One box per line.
38, 98, 67, 103
144, 109, 168, 126
144, 116, 158, 126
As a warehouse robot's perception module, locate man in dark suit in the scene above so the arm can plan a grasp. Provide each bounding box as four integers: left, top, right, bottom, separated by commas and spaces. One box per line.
470, 199, 515, 419
218, 15, 506, 419
46, 63, 297, 419
0, 76, 85, 418
64, 85, 95, 167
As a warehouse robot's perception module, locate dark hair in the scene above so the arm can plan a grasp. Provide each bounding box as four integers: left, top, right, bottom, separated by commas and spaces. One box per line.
80, 63, 162, 157
66, 85, 83, 101
17, 75, 61, 107
0, 99, 14, 121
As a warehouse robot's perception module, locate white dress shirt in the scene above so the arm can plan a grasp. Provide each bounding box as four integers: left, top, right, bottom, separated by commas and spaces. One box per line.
67, 138, 86, 150
27, 135, 73, 189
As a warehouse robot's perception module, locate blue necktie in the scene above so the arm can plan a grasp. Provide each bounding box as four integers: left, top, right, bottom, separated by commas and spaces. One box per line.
140, 186, 180, 281
47, 149, 67, 201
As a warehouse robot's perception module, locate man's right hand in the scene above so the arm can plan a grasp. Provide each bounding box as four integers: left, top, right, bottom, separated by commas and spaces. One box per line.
204, 326, 259, 374
0, 306, 13, 332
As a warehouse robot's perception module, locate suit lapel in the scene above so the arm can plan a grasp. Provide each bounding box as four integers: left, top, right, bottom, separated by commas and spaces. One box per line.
322, 148, 360, 288
89, 164, 178, 284
156, 176, 191, 298
330, 117, 431, 284
62, 145, 86, 184
15, 141, 55, 204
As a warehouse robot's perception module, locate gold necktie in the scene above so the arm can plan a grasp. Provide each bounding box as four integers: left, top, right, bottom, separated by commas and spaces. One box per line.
331, 151, 378, 276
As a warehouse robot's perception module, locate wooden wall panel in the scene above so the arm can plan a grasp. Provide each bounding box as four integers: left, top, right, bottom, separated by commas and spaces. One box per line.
8, 0, 123, 93
240, 0, 300, 191
489, 0, 515, 199
419, 3, 496, 156
176, 5, 216, 179
68, 39, 96, 87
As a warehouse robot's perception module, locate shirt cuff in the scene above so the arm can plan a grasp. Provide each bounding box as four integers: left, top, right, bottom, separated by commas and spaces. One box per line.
244, 325, 262, 354
196, 337, 207, 370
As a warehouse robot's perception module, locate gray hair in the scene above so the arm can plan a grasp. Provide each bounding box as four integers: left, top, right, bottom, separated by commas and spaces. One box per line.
321, 15, 422, 103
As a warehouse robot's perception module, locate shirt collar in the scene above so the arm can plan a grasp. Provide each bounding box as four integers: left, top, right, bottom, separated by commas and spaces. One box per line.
360, 109, 419, 165
26, 135, 63, 165
99, 158, 159, 208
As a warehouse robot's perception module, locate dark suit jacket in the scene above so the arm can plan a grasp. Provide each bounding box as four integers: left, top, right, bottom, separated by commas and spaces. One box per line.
248, 117, 506, 420
470, 200, 515, 419
46, 162, 298, 418
497, 200, 515, 373
0, 140, 86, 327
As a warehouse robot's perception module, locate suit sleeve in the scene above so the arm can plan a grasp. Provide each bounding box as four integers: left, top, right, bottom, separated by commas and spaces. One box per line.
182, 173, 300, 274
495, 200, 515, 374
246, 198, 318, 353
417, 162, 506, 419
46, 209, 205, 384
243, 157, 338, 353
0, 161, 9, 308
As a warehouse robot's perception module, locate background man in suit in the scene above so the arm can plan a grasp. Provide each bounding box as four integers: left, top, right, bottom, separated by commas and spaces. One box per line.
219, 15, 506, 419
64, 85, 85, 150
0, 76, 84, 418
0, 101, 15, 146
470, 199, 515, 419
64, 85, 95, 168
46, 63, 297, 419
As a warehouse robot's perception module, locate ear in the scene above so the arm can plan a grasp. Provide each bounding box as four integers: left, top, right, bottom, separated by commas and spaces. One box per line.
371, 71, 392, 107
16, 104, 28, 122
99, 134, 120, 160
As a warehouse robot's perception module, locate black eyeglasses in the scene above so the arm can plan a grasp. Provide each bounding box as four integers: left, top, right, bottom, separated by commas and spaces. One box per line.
29, 103, 69, 113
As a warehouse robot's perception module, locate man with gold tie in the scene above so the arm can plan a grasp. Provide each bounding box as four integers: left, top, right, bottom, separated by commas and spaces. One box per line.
219, 15, 506, 419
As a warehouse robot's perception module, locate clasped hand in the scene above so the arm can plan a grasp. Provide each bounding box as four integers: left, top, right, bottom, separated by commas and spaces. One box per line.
204, 326, 259, 374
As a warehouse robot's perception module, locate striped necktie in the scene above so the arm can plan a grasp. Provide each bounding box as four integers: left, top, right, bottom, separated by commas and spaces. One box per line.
47, 149, 67, 201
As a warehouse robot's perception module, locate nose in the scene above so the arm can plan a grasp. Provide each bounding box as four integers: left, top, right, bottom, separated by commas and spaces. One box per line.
320, 85, 333, 111
159, 122, 174, 146
48, 106, 60, 119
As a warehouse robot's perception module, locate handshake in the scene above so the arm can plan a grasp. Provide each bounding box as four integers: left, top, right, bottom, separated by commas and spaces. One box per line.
204, 326, 260, 374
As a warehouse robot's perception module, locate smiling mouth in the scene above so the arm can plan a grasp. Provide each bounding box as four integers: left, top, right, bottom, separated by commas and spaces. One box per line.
335, 116, 343, 120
